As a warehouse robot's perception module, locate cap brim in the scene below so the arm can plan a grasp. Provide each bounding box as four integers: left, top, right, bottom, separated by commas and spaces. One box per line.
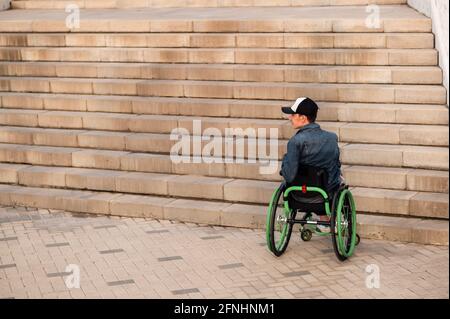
281, 106, 295, 114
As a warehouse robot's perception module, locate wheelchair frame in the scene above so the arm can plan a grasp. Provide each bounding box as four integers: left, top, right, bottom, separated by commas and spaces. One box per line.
266, 182, 359, 261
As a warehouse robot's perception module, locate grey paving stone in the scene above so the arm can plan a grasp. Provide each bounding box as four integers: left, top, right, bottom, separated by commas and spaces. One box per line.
172, 288, 200, 295
200, 235, 225, 240
0, 264, 16, 270
45, 243, 70, 248
107, 279, 135, 287
283, 271, 311, 277
157, 256, 183, 262
0, 237, 18, 242
218, 263, 244, 270
99, 249, 125, 254
47, 272, 73, 278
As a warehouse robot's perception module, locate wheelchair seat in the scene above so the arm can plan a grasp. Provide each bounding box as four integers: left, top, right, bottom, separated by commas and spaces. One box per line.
285, 166, 330, 215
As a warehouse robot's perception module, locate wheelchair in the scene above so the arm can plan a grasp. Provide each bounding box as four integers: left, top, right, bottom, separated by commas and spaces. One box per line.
266, 166, 360, 261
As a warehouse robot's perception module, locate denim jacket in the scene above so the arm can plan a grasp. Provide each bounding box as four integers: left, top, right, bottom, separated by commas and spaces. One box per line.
281, 123, 341, 192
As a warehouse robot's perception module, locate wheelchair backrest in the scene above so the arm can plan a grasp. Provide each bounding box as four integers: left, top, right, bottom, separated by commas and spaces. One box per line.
288, 166, 329, 199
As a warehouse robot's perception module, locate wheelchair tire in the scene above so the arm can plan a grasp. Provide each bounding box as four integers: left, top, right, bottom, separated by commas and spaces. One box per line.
266, 183, 293, 257
331, 188, 357, 261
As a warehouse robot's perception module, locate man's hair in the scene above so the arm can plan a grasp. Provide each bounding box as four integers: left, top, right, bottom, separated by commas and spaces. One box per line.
306, 114, 317, 123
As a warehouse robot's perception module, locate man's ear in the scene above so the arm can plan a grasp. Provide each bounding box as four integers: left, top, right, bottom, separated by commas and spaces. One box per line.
302, 115, 310, 124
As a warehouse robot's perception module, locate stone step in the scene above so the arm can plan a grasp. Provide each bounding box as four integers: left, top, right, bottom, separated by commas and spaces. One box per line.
10, 0, 408, 10
0, 77, 446, 105
0, 6, 430, 33
0, 141, 447, 175
0, 32, 434, 49
0, 62, 443, 85
1, 93, 447, 125
0, 183, 447, 246
343, 166, 448, 194
0, 161, 447, 205
341, 144, 448, 171
0, 163, 448, 198
0, 111, 448, 147
0, 123, 447, 164
0, 47, 438, 66
0, 157, 449, 194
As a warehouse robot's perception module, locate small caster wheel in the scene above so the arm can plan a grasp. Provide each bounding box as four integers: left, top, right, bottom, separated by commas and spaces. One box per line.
301, 229, 313, 242
355, 234, 361, 246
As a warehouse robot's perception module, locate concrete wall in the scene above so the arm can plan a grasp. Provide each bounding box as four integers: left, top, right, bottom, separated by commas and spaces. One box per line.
0, 0, 10, 11
408, 0, 449, 106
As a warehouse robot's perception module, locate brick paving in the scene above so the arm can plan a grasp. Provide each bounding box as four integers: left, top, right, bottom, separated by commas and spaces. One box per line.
0, 205, 448, 299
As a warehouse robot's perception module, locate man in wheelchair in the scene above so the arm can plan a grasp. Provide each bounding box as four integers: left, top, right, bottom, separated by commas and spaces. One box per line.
281, 97, 342, 231
266, 97, 359, 260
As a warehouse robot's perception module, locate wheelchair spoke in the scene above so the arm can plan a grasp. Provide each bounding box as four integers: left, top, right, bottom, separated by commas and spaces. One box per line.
274, 208, 289, 249
333, 188, 357, 260
341, 203, 351, 246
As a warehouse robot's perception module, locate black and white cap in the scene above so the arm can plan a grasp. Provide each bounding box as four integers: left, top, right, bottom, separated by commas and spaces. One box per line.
281, 97, 319, 116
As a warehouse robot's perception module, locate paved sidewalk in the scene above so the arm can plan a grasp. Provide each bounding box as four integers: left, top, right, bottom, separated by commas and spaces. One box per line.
0, 205, 448, 299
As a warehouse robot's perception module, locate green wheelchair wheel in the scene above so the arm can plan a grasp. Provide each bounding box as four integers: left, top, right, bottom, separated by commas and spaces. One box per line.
331, 188, 357, 261
266, 184, 293, 257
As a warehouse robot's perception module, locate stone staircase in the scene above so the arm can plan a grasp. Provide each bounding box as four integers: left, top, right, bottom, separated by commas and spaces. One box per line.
0, 2, 448, 245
